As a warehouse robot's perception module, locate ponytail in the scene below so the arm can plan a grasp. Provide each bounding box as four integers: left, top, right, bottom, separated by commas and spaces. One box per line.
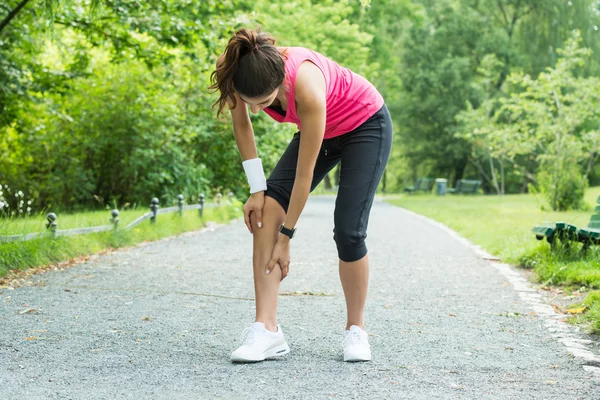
209, 28, 286, 118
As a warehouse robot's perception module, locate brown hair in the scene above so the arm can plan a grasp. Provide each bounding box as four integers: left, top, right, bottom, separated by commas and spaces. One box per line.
209, 28, 286, 118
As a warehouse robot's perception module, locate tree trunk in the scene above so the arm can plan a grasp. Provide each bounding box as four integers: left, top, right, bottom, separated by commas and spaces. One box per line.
500, 157, 505, 195
488, 154, 500, 194
453, 156, 468, 185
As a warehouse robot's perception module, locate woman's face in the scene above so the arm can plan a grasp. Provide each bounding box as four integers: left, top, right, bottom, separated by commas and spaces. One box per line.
239, 89, 279, 114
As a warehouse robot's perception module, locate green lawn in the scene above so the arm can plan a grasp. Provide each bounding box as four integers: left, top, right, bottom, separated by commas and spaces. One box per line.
385, 187, 600, 264
385, 187, 600, 333
0, 203, 242, 279
1, 207, 170, 236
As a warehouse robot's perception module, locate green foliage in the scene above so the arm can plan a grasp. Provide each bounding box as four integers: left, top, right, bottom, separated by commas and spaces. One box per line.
458, 31, 600, 205
254, 0, 374, 75
577, 290, 600, 333
399, 0, 600, 192
1, 0, 253, 211
1, 54, 211, 210
455, 54, 518, 195
536, 164, 587, 211
399, 1, 485, 179
2, 0, 600, 213
354, 0, 414, 192
517, 217, 600, 287
519, 244, 600, 288
502, 32, 600, 209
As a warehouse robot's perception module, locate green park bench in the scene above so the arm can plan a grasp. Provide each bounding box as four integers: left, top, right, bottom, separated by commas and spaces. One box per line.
403, 178, 435, 194
447, 179, 481, 194
532, 221, 578, 248
532, 195, 600, 250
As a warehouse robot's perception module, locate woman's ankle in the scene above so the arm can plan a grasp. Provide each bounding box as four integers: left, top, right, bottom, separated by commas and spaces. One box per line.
256, 319, 278, 332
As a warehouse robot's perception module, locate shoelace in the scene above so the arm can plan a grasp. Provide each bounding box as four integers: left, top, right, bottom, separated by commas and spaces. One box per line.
240, 327, 259, 345
343, 329, 369, 346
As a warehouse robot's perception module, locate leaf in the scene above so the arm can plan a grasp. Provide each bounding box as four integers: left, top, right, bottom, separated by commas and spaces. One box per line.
23, 336, 38, 341
19, 308, 40, 314
566, 306, 586, 314
141, 316, 152, 321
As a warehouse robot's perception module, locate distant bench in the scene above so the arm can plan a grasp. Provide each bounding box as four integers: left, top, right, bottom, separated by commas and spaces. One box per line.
403, 178, 434, 194
448, 179, 481, 194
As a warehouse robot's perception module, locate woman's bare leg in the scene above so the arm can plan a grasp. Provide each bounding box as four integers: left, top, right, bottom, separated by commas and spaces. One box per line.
251, 196, 286, 332
339, 254, 369, 330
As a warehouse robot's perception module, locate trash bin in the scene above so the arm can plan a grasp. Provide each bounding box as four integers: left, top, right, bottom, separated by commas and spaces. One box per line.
435, 178, 447, 196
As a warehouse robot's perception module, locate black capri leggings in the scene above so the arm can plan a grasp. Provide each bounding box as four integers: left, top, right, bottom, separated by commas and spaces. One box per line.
264, 104, 393, 262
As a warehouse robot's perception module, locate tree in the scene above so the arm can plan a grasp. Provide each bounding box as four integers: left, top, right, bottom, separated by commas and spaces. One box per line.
456, 54, 537, 195
398, 0, 484, 182
461, 32, 600, 210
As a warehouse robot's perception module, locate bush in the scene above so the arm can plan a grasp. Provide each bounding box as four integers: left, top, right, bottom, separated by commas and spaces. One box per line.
536, 164, 587, 211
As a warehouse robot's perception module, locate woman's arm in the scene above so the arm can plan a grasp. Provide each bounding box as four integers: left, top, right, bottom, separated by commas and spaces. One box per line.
283, 61, 327, 231
265, 61, 326, 278
216, 55, 259, 161
230, 92, 260, 160
216, 55, 265, 232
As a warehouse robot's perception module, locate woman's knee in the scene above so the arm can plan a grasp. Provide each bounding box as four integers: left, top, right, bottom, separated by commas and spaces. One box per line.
263, 196, 286, 224
251, 195, 286, 239
333, 226, 368, 262
251, 196, 286, 263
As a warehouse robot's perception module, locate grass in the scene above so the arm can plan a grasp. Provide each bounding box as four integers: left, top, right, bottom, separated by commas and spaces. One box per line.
569, 291, 600, 333
0, 202, 242, 279
1, 208, 158, 235
385, 186, 600, 333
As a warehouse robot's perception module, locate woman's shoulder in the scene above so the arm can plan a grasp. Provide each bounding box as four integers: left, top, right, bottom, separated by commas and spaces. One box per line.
277, 46, 315, 57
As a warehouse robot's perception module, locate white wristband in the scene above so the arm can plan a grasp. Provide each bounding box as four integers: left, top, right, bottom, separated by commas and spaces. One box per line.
242, 158, 267, 194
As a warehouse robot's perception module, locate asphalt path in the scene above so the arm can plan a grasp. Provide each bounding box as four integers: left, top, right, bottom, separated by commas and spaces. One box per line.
1, 196, 599, 399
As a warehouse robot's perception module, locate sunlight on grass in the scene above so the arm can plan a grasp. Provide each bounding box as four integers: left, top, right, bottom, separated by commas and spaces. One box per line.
569, 291, 600, 333
385, 187, 600, 264
0, 208, 151, 235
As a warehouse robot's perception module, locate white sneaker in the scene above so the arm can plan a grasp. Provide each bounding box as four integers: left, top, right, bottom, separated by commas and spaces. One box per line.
343, 325, 372, 362
230, 322, 290, 363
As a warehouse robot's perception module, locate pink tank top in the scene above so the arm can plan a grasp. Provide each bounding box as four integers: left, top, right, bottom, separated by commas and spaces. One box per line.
263, 47, 384, 139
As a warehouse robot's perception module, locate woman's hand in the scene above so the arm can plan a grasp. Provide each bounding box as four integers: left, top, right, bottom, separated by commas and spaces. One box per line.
243, 191, 265, 234
266, 236, 291, 281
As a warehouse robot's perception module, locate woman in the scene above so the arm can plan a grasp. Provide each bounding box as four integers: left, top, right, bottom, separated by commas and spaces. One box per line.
210, 28, 392, 363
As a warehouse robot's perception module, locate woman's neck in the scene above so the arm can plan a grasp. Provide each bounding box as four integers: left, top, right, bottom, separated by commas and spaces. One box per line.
275, 87, 287, 109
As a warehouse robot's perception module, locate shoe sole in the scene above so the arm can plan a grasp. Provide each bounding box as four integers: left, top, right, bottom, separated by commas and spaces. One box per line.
231, 342, 290, 363
343, 356, 372, 362
343, 351, 372, 362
